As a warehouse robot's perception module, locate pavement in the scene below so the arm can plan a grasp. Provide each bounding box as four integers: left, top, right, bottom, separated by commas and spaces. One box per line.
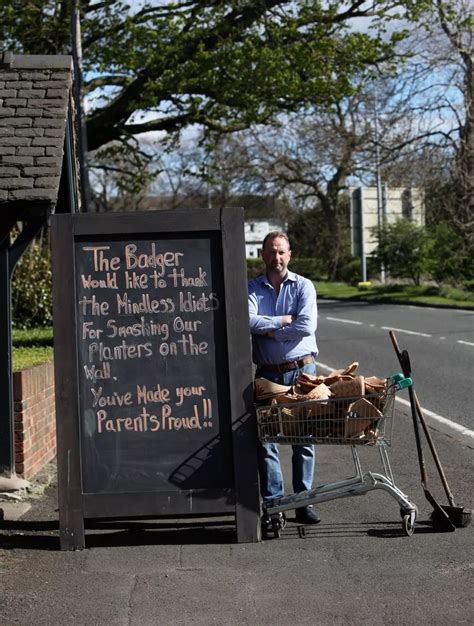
1, 413, 473, 625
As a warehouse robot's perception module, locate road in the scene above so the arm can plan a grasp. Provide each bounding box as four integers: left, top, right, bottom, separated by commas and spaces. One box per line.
316, 300, 474, 431
1, 431, 472, 625
0, 301, 473, 625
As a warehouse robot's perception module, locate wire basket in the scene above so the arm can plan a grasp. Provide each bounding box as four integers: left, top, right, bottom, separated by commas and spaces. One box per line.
256, 382, 397, 446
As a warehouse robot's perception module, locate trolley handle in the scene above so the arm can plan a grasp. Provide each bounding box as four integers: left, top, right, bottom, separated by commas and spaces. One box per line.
390, 372, 413, 390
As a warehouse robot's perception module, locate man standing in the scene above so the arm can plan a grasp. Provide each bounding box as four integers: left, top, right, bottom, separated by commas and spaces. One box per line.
248, 231, 320, 535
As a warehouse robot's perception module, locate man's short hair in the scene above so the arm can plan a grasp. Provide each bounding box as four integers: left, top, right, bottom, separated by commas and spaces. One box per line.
262, 231, 290, 250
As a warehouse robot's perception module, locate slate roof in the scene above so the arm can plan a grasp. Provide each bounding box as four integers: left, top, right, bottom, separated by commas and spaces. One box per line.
0, 53, 73, 212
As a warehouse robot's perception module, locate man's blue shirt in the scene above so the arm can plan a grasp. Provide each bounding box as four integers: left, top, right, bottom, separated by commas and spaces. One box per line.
248, 270, 318, 366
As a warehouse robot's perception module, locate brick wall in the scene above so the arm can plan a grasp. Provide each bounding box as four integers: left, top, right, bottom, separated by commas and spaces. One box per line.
13, 361, 56, 480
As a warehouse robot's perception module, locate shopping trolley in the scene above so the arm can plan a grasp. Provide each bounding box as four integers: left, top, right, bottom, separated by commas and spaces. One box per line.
255, 374, 418, 538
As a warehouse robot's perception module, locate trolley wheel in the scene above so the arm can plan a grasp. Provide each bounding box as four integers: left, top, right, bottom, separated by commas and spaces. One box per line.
402, 512, 416, 537
400, 505, 419, 519
271, 512, 286, 539
271, 518, 281, 538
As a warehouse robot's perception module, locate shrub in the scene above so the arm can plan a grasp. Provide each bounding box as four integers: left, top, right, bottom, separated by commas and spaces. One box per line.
11, 235, 52, 329
426, 223, 473, 286
336, 256, 362, 285
372, 219, 430, 286
288, 258, 326, 281
247, 257, 265, 279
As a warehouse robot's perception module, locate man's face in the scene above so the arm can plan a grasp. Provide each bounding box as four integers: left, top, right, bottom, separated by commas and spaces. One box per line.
261, 236, 291, 276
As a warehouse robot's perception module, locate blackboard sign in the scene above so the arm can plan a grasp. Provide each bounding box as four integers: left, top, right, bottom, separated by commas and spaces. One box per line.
52, 209, 259, 549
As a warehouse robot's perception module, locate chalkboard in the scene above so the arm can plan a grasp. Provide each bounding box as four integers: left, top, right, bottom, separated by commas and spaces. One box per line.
52, 209, 260, 549
76, 233, 232, 493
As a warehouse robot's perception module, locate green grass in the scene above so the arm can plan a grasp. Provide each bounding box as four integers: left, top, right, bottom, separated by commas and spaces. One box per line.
13, 346, 54, 371
316, 282, 474, 308
12, 327, 54, 371
12, 327, 53, 347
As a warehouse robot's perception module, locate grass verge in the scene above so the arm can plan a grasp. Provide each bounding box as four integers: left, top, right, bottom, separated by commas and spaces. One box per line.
13, 346, 54, 371
12, 328, 54, 371
316, 282, 474, 308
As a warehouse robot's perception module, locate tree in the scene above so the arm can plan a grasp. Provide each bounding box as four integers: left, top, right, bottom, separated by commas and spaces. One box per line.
200, 77, 382, 279
425, 222, 473, 285
370, 1, 473, 241
89, 139, 157, 211
433, 0, 473, 242
0, 1, 429, 152
373, 219, 430, 285
89, 136, 210, 211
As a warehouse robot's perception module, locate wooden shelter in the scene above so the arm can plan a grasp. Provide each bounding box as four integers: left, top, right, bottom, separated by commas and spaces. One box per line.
0, 52, 78, 479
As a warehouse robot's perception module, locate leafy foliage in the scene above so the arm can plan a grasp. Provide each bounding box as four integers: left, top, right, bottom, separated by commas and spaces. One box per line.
425, 222, 474, 285
373, 218, 474, 286
11, 236, 53, 329
0, 1, 429, 151
288, 204, 353, 279
372, 219, 430, 285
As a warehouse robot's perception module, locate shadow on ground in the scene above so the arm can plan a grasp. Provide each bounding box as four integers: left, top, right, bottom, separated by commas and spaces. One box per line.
0, 516, 447, 550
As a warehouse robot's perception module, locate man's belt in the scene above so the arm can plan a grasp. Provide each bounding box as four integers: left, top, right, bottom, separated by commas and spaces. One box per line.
256, 355, 315, 374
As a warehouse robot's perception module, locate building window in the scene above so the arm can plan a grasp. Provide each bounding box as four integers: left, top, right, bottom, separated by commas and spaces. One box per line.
402, 189, 413, 220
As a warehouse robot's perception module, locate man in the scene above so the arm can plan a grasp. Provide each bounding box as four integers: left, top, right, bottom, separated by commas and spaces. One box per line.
248, 231, 320, 535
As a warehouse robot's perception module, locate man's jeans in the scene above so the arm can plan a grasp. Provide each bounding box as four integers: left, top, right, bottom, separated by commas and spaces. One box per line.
257, 361, 316, 504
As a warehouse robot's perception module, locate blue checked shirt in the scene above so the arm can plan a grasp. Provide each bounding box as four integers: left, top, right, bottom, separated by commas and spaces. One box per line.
248, 270, 318, 366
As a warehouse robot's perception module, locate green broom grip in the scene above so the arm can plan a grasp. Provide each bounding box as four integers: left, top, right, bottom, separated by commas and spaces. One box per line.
390, 373, 413, 389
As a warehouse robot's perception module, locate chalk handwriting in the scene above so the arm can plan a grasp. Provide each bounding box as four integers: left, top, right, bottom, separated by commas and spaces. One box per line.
78, 241, 221, 439
96, 403, 208, 434
81, 273, 118, 289
124, 244, 183, 273
88, 340, 153, 362
82, 246, 120, 272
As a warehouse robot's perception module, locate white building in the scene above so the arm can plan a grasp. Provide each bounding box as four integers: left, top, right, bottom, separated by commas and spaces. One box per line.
244, 218, 288, 258
350, 186, 425, 279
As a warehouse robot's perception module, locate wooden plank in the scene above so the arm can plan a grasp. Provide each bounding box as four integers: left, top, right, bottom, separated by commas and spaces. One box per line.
51, 214, 85, 550
221, 207, 261, 542
73, 209, 221, 235
0, 240, 14, 474
83, 489, 235, 518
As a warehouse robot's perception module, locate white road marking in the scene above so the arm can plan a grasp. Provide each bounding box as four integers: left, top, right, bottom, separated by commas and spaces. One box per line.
457, 340, 474, 347
395, 397, 474, 444
316, 361, 339, 372
315, 360, 474, 446
407, 306, 474, 314
326, 317, 363, 325
408, 306, 438, 312
381, 326, 432, 338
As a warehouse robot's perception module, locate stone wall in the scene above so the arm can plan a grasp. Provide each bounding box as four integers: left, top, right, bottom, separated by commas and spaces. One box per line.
0, 53, 72, 205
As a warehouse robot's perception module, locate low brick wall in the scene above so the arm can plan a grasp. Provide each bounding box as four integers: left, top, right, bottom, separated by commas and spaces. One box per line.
13, 361, 56, 480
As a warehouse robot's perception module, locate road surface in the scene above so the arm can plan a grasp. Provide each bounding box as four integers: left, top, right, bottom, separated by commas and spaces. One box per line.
316, 300, 474, 432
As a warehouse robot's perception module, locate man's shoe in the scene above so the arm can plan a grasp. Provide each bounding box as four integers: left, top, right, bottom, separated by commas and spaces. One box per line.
294, 505, 321, 524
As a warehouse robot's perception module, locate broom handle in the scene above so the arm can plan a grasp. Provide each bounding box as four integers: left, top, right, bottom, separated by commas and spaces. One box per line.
389, 331, 456, 506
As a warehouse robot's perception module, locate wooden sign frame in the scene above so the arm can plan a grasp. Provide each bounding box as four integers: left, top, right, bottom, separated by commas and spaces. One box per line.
51, 208, 260, 549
